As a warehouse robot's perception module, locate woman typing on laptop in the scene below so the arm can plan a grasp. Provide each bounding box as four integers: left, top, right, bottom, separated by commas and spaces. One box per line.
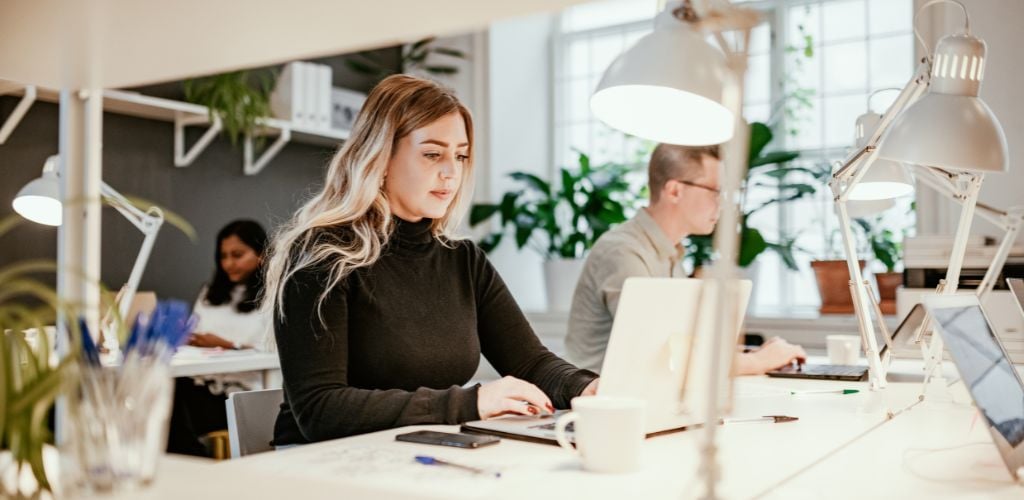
263, 75, 599, 446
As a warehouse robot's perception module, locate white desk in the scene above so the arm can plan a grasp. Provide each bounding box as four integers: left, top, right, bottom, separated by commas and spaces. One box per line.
214, 376, 928, 500
170, 349, 281, 388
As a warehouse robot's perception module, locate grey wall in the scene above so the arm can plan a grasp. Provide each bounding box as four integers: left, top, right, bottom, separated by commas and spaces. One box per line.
0, 49, 399, 303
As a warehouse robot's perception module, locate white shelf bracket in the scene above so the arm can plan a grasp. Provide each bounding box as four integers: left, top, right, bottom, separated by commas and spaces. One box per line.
243, 126, 291, 176
0, 84, 37, 144
174, 111, 222, 167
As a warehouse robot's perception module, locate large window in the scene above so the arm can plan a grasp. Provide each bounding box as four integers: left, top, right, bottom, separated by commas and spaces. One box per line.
553, 0, 916, 314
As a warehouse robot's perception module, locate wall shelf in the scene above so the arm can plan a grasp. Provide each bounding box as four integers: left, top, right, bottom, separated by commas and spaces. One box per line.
0, 80, 350, 174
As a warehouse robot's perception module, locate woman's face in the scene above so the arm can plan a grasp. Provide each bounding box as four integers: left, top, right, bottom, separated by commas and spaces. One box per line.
383, 111, 469, 221
219, 234, 261, 283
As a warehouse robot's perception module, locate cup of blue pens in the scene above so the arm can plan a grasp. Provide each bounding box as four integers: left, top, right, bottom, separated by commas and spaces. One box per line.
64, 301, 195, 495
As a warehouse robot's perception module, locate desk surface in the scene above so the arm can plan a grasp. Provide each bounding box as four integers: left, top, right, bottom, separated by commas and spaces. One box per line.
215, 374, 939, 500
169, 348, 279, 378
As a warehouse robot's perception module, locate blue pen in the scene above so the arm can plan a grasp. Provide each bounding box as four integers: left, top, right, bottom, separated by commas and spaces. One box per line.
414, 455, 501, 478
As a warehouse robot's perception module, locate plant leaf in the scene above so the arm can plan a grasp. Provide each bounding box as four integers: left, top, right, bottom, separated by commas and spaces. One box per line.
748, 122, 773, 163
738, 227, 768, 267
750, 150, 800, 169
469, 203, 500, 226
509, 172, 552, 195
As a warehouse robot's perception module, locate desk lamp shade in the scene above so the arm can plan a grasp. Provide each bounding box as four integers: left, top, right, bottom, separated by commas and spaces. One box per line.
848, 112, 914, 201
878, 32, 1007, 173
590, 4, 733, 146
13, 156, 62, 226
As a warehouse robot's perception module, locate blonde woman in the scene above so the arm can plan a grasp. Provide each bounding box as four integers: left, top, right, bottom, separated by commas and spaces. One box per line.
264, 74, 599, 445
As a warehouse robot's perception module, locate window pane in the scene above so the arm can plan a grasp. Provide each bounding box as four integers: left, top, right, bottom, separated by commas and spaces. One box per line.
822, 0, 866, 43
746, 53, 771, 104
561, 0, 658, 33
824, 93, 867, 148
823, 41, 867, 94
566, 123, 591, 166
869, 34, 913, 89
788, 4, 820, 50
568, 77, 593, 122
589, 121, 625, 165
591, 33, 625, 79
869, 0, 912, 36
566, 37, 591, 79
744, 103, 771, 124
790, 97, 822, 150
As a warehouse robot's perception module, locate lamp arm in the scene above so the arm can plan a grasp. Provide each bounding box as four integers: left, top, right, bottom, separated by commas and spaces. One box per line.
831, 60, 932, 197
98, 181, 165, 325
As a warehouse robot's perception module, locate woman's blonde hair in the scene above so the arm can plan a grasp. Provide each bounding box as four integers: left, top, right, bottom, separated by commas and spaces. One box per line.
263, 74, 475, 322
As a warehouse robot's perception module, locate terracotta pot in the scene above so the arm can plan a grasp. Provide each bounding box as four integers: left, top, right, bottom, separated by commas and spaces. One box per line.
875, 271, 903, 315
811, 260, 865, 314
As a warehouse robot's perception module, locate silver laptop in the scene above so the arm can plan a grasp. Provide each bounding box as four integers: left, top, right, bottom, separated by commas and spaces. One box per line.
924, 294, 1024, 480
462, 277, 752, 444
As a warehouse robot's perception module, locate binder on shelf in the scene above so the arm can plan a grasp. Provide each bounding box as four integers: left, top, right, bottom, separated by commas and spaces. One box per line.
317, 64, 332, 131
270, 61, 304, 125
302, 62, 317, 130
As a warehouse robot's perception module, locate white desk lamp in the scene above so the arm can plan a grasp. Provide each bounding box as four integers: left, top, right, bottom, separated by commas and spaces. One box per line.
590, 1, 759, 497
829, 0, 1009, 391
13, 155, 164, 347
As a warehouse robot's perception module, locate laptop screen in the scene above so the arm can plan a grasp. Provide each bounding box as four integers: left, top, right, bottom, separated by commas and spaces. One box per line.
931, 304, 1024, 447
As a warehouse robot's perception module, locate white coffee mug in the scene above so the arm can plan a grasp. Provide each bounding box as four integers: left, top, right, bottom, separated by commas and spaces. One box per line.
554, 396, 646, 473
826, 334, 861, 365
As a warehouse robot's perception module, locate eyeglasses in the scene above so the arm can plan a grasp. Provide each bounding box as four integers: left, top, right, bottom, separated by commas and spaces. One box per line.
673, 179, 720, 195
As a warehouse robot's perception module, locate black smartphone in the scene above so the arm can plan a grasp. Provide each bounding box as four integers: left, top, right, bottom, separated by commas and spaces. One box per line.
395, 430, 500, 449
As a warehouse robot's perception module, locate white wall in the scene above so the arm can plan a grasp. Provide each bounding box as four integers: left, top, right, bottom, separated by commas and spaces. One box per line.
484, 13, 558, 311
915, 0, 1024, 240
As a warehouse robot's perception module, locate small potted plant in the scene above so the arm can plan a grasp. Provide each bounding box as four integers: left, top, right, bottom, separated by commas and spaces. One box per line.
470, 152, 643, 311
855, 217, 903, 315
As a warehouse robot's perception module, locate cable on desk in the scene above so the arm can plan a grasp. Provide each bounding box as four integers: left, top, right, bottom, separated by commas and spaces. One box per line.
902, 442, 1012, 486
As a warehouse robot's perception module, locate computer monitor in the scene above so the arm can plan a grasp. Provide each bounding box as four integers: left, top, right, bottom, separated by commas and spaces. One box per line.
924, 294, 1024, 479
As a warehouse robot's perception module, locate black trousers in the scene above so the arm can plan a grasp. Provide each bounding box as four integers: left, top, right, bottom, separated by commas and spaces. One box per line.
166, 377, 228, 457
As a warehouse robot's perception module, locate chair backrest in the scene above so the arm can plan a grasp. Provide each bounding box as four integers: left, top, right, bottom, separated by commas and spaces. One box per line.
225, 388, 284, 458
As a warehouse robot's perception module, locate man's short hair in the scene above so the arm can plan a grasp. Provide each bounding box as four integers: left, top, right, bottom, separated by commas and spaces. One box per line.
648, 144, 720, 202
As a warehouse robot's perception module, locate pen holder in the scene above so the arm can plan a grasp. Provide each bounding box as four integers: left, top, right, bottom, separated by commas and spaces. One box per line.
62, 358, 174, 495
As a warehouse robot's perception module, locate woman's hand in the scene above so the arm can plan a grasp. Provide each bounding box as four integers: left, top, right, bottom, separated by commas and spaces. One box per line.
746, 337, 807, 374
477, 376, 554, 419
580, 378, 599, 396
187, 332, 237, 349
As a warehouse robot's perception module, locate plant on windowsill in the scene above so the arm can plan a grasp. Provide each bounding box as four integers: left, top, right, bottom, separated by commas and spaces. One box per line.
469, 151, 644, 311
854, 216, 905, 315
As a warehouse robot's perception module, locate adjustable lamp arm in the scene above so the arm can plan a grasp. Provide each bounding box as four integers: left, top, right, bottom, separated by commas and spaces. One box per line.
99, 182, 164, 325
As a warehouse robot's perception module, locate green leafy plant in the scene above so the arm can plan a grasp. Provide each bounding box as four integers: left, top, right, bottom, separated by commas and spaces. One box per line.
183, 70, 274, 147
345, 36, 467, 80
854, 217, 902, 273
685, 122, 828, 271
469, 152, 644, 259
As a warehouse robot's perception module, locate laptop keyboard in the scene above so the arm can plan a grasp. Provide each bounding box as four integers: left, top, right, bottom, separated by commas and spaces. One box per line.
794, 364, 867, 376
529, 421, 574, 433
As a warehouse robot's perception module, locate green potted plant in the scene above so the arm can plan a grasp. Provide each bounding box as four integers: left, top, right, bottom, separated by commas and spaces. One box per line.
855, 216, 903, 315
183, 70, 274, 147
684, 122, 825, 278
469, 152, 643, 311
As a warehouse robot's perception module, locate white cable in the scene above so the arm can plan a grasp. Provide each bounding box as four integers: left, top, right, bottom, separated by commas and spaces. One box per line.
913, 0, 970, 57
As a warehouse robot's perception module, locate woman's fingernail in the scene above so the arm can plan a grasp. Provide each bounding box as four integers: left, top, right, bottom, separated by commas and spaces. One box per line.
528, 406, 537, 414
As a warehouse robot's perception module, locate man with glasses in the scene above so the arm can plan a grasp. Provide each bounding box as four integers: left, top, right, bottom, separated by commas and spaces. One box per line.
565, 143, 805, 374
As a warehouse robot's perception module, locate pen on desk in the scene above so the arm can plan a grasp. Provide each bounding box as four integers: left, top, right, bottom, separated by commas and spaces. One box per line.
789, 389, 860, 395
414, 455, 501, 478
720, 415, 798, 425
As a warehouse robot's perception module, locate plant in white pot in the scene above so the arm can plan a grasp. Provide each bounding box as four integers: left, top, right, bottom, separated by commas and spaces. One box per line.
470, 152, 643, 311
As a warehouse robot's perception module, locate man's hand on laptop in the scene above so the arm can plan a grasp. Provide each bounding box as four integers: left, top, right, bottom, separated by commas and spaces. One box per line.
477, 376, 555, 419
737, 337, 807, 375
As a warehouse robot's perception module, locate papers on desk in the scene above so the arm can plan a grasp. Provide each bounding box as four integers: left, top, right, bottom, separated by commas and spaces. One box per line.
174, 345, 258, 359
264, 445, 508, 498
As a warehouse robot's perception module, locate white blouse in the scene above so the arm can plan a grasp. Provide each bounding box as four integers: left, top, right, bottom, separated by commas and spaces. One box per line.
190, 284, 273, 394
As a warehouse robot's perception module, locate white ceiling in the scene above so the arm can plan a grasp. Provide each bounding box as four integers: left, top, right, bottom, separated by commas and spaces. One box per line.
0, 0, 588, 89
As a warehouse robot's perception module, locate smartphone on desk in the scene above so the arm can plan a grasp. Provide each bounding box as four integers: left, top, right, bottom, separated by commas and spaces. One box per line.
395, 430, 500, 449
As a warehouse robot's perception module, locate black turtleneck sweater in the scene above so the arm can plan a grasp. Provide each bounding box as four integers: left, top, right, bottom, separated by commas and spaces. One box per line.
272, 218, 598, 445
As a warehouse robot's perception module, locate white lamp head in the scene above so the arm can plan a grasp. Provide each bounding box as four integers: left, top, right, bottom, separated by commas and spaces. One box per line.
848, 112, 914, 201
589, 2, 733, 146
878, 31, 1007, 173
12, 155, 62, 226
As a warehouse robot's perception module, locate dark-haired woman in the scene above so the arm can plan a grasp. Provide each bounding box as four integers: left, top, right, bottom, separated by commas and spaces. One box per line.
167, 219, 272, 456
